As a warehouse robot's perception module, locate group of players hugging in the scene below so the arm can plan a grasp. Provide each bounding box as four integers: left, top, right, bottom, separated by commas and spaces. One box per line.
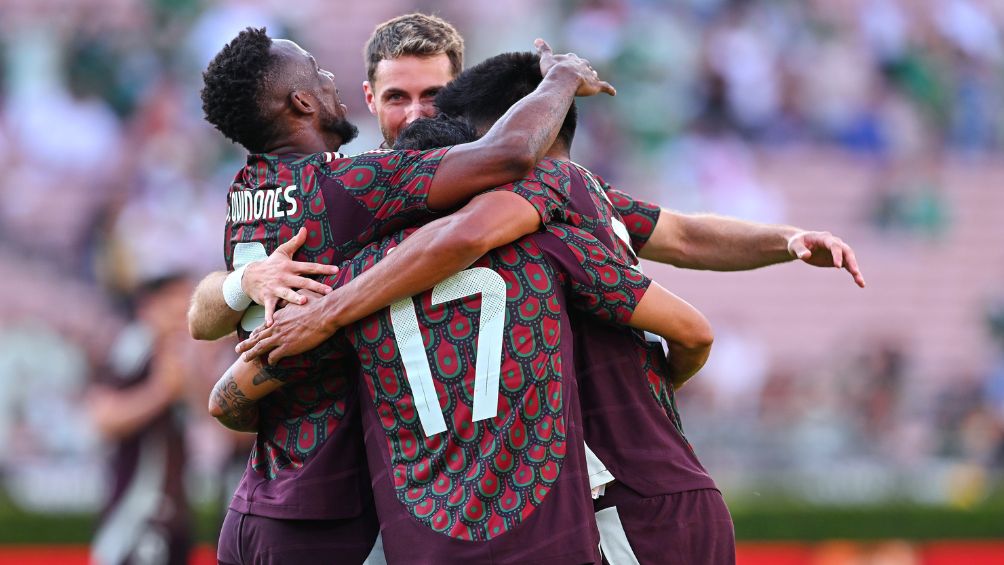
187, 13, 865, 565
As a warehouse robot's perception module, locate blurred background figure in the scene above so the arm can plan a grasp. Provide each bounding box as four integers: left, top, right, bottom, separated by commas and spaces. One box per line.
0, 0, 1002, 562
87, 275, 196, 565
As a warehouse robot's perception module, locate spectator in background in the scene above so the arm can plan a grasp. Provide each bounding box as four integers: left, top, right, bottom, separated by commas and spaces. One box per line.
87, 275, 196, 565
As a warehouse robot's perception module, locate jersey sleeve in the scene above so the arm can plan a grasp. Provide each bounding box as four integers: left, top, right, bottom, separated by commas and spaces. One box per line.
488, 160, 571, 225
265, 229, 411, 382
537, 224, 652, 325
601, 180, 661, 253
326, 148, 449, 222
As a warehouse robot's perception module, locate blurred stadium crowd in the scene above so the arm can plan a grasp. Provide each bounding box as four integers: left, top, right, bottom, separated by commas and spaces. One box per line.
0, 0, 1002, 525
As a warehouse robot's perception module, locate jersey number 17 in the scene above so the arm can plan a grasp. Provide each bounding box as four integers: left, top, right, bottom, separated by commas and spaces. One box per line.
389, 267, 506, 437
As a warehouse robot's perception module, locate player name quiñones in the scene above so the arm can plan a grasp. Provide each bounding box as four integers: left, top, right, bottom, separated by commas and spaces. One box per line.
228, 186, 299, 223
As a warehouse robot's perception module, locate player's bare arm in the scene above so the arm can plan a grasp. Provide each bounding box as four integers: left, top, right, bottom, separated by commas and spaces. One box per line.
188, 227, 339, 340
87, 337, 187, 440
208, 358, 283, 432
425, 39, 615, 210
626, 282, 714, 389
641, 211, 866, 287
237, 191, 542, 364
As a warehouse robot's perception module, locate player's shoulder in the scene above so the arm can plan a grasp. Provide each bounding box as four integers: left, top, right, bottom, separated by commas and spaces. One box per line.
567, 160, 607, 186
321, 148, 440, 170
500, 229, 575, 272
533, 157, 576, 178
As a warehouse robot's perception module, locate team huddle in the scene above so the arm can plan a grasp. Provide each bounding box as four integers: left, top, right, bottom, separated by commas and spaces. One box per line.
189, 14, 865, 565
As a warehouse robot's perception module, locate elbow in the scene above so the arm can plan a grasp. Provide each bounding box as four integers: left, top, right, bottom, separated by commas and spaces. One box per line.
507, 150, 537, 178
681, 318, 714, 352
189, 322, 208, 342
486, 135, 536, 178
435, 220, 494, 264
187, 305, 207, 341
208, 396, 223, 420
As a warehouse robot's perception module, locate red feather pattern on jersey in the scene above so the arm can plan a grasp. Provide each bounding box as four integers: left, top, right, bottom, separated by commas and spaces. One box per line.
225, 149, 443, 480
342, 235, 573, 541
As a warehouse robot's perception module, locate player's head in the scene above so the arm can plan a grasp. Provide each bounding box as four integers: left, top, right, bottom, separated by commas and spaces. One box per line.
393, 114, 477, 151
133, 274, 193, 336
435, 51, 576, 151
202, 27, 357, 153
363, 13, 464, 147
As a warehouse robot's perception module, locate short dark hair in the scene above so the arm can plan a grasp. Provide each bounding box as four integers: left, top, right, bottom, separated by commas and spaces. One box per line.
435, 51, 576, 147
201, 27, 282, 152
393, 114, 477, 151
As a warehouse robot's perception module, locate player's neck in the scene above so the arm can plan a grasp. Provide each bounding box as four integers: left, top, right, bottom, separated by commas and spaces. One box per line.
264, 128, 341, 155
544, 144, 570, 161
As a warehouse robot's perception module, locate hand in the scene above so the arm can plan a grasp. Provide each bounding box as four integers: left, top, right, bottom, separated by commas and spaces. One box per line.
236, 289, 338, 365
787, 231, 866, 288
242, 227, 339, 326
536, 38, 616, 97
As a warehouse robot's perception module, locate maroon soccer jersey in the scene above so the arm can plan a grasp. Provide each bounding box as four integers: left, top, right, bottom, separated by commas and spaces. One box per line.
497, 161, 717, 496
92, 324, 190, 565
492, 158, 661, 267
222, 147, 447, 520
281, 223, 652, 563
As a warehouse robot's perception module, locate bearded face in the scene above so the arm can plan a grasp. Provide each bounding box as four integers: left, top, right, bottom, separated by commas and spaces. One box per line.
320, 106, 358, 146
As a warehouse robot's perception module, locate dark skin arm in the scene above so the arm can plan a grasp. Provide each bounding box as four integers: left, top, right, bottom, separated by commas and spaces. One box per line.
424, 39, 614, 210
237, 191, 541, 364
188, 228, 340, 340
190, 39, 613, 340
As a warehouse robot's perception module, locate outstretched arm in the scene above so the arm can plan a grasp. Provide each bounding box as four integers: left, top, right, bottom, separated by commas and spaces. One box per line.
236, 191, 542, 364
603, 185, 865, 287
640, 211, 866, 287
208, 358, 283, 432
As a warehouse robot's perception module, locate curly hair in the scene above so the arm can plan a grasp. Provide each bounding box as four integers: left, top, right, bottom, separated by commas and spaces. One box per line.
201, 27, 282, 152
393, 114, 477, 150
435, 51, 576, 148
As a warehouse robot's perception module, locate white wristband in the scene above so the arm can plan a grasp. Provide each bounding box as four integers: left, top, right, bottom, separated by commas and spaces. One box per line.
222, 264, 253, 311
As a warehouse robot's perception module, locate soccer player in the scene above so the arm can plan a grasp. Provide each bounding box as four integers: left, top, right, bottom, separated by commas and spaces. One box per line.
239, 52, 864, 364
213, 218, 713, 563
237, 53, 865, 564
194, 28, 613, 564
189, 14, 468, 336
363, 13, 464, 148
87, 275, 194, 565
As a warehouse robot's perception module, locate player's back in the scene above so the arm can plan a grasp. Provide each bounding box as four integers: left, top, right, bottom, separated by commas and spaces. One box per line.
222, 147, 446, 521
339, 225, 650, 564
503, 157, 716, 496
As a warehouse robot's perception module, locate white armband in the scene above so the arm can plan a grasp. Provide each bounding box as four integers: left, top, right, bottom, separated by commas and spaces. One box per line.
222, 263, 253, 311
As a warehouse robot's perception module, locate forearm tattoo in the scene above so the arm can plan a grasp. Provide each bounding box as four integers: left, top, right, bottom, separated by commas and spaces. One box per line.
211, 369, 259, 432
252, 366, 279, 386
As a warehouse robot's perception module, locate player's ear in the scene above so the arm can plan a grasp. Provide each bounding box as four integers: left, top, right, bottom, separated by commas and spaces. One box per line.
363, 81, 377, 115
289, 90, 315, 115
